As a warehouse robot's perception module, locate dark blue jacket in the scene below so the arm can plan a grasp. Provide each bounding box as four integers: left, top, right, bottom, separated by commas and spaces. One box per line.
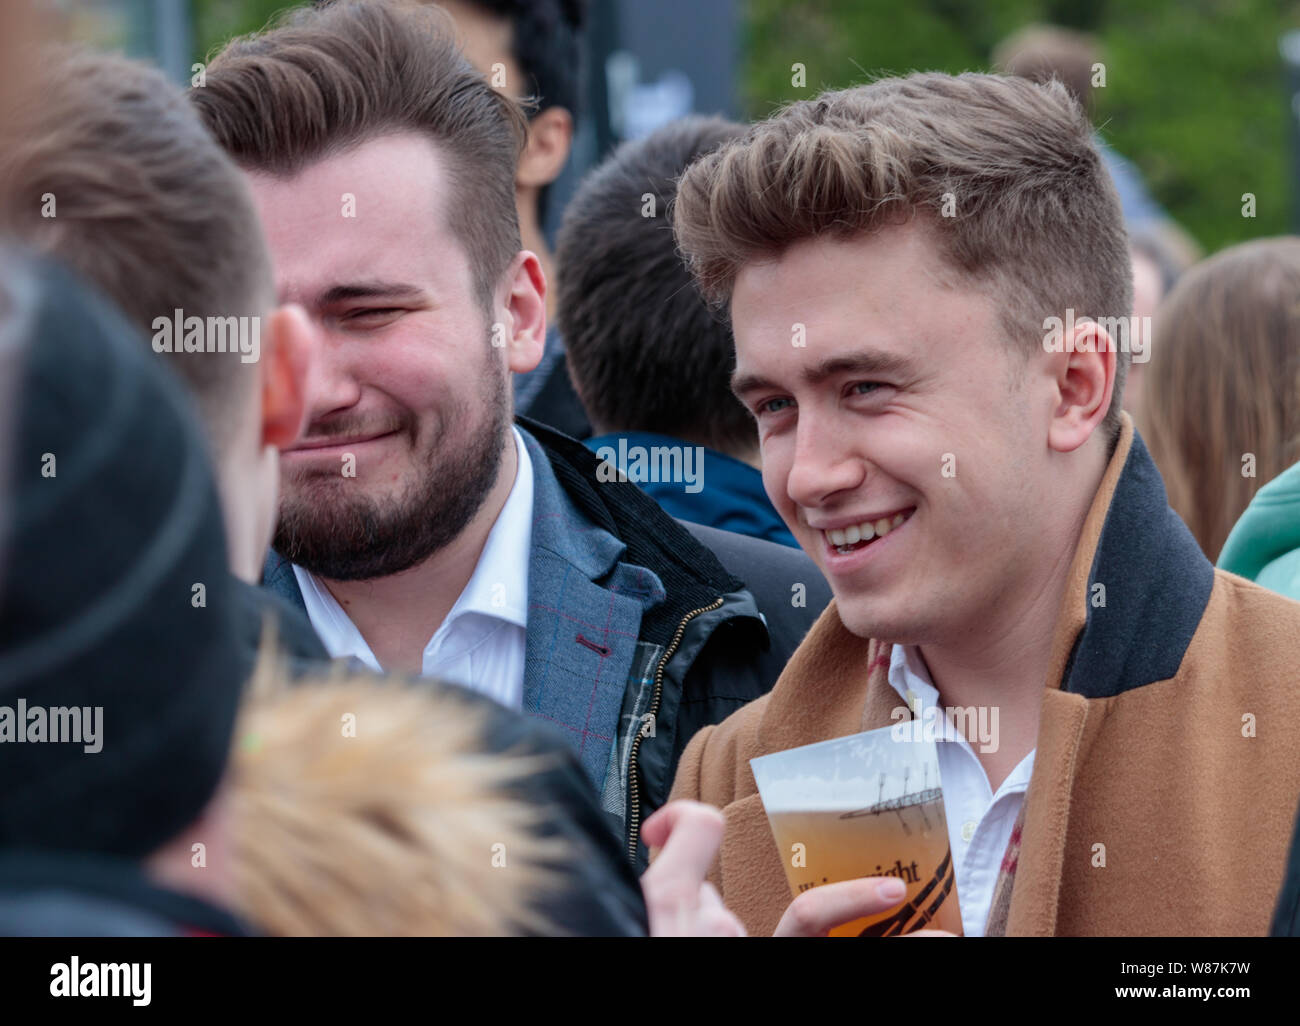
585, 431, 799, 548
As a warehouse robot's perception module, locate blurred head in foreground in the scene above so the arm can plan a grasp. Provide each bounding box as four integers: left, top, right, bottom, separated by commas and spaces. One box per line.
0, 45, 310, 585
0, 255, 245, 913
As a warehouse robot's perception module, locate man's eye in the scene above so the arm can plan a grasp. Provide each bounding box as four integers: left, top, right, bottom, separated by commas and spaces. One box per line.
850, 381, 883, 396
758, 397, 794, 415
346, 307, 403, 322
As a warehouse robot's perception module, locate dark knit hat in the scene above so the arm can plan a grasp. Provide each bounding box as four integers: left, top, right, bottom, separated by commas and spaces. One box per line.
0, 253, 249, 858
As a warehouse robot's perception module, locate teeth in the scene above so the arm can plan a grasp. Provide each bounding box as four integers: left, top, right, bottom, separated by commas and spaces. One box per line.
825, 512, 911, 550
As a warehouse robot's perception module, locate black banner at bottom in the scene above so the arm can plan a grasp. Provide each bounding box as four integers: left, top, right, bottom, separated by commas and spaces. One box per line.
1, 936, 1294, 1013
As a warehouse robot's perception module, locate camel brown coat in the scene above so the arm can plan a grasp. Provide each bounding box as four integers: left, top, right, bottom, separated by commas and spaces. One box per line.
667, 416, 1300, 935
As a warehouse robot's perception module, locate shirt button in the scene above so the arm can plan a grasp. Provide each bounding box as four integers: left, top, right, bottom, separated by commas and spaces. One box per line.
961, 821, 976, 843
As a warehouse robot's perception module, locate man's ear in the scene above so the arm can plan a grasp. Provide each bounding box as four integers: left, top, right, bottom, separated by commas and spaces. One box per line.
261, 304, 311, 450
517, 105, 574, 189
498, 252, 547, 374
1047, 318, 1116, 454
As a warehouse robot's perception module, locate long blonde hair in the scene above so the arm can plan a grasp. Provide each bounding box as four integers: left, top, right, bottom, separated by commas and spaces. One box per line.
1141, 237, 1300, 560
228, 641, 573, 936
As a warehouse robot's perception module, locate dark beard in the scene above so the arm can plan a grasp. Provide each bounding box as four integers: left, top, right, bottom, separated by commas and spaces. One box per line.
273, 360, 510, 582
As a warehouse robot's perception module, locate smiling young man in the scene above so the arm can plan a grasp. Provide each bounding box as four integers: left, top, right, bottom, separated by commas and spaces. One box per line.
663, 72, 1300, 936
192, 0, 828, 867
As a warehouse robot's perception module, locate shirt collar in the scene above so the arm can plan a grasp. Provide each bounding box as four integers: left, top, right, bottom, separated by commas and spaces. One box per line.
886, 642, 1035, 787
447, 425, 532, 629
886, 641, 939, 718
293, 564, 377, 669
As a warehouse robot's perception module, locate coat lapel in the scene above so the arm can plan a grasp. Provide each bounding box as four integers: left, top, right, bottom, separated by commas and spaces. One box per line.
1001, 415, 1136, 934
718, 791, 793, 936
1002, 688, 1089, 934
755, 603, 878, 754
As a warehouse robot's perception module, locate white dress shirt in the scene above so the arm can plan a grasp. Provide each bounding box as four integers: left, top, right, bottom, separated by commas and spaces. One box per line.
886, 643, 1035, 937
294, 426, 533, 709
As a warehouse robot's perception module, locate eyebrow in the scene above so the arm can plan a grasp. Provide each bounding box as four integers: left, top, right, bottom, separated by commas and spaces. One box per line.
730, 349, 920, 399
282, 281, 430, 308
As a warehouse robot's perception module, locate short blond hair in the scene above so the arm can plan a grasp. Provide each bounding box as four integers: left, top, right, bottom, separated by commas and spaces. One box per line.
672, 72, 1134, 440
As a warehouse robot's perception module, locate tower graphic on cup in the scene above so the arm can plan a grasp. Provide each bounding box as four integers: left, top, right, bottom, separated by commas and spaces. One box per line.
751, 725, 962, 936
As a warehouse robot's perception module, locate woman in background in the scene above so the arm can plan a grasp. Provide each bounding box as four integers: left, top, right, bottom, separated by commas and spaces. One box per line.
1140, 237, 1300, 563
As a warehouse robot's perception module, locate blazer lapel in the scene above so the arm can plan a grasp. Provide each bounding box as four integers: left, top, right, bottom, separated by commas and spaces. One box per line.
519, 428, 664, 791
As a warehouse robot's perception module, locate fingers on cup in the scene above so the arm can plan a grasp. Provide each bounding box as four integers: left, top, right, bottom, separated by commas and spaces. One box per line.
778, 877, 908, 937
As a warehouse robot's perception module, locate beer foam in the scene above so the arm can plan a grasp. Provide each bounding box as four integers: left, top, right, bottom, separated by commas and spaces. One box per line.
750, 726, 943, 813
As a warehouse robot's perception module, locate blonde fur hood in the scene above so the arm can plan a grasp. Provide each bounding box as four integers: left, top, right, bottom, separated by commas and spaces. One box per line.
228, 649, 573, 936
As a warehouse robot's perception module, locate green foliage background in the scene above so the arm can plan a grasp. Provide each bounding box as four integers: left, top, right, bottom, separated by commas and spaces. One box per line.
193, 0, 294, 63
192, 0, 1300, 254
744, 0, 1300, 254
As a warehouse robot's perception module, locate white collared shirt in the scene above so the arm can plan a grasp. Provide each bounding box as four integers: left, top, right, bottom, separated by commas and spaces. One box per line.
886, 643, 1035, 937
293, 426, 533, 709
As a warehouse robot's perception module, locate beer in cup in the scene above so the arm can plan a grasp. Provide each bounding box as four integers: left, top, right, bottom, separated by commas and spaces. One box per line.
751, 725, 962, 936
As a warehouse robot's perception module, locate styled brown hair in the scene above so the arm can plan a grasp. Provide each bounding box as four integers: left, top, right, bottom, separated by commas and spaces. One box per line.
0, 46, 271, 443
1140, 237, 1300, 561
191, 0, 528, 309
672, 72, 1134, 441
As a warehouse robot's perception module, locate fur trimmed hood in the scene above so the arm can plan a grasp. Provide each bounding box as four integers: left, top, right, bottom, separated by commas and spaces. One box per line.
229, 651, 574, 936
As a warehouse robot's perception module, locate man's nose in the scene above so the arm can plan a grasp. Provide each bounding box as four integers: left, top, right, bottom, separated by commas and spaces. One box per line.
301, 320, 363, 425
784, 411, 867, 510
